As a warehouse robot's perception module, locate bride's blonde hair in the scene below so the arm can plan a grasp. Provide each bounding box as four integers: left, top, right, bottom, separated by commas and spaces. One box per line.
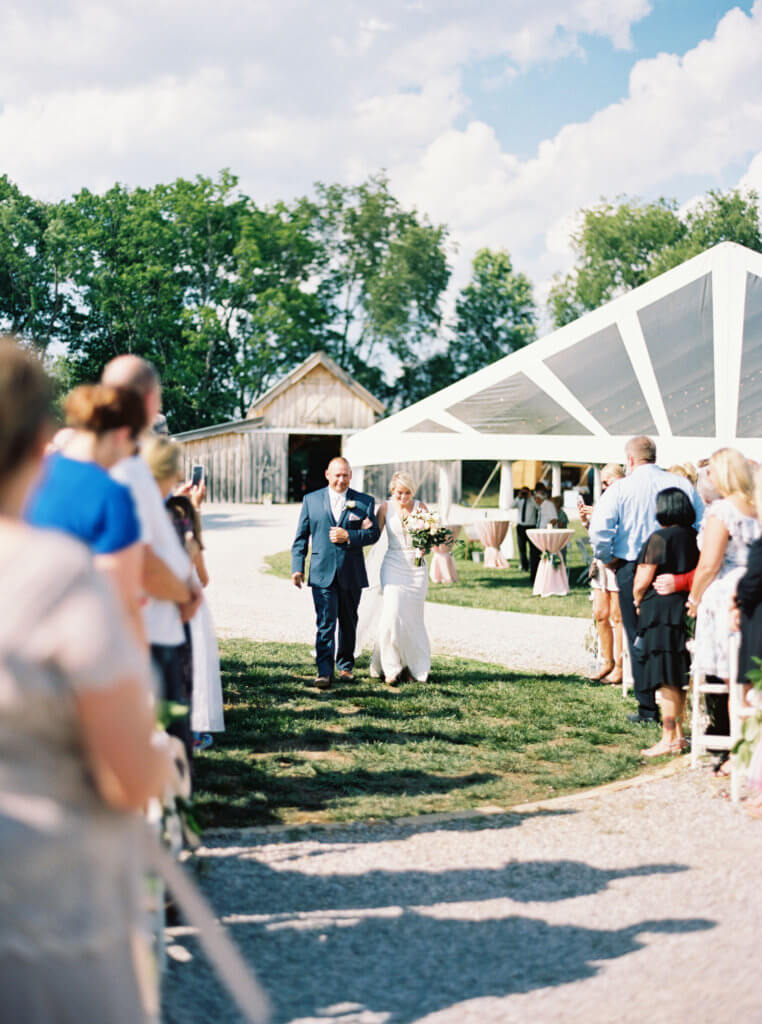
389, 471, 416, 496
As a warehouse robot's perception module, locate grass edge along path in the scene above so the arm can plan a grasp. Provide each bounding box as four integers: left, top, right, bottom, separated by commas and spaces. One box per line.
264, 547, 592, 619
192, 639, 662, 830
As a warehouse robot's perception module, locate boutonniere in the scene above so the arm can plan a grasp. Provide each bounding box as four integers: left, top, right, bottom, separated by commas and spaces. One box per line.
346, 500, 357, 509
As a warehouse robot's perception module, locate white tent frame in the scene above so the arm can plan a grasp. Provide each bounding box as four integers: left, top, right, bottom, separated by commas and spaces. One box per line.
346, 242, 762, 481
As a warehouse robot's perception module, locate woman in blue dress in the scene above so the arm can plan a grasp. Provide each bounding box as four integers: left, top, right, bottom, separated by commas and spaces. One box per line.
26, 384, 147, 643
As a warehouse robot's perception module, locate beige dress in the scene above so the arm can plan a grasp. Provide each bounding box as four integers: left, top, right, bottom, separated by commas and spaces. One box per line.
0, 527, 151, 1023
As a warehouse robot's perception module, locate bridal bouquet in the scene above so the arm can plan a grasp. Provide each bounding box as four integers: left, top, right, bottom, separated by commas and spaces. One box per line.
402, 509, 453, 566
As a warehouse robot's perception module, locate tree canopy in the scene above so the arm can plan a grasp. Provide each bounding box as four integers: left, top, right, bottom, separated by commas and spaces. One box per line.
3, 171, 760, 431
549, 189, 762, 327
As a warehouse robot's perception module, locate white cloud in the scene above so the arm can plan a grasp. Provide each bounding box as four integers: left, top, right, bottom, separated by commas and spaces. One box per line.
389, 0, 762, 316
3, 0, 762, 335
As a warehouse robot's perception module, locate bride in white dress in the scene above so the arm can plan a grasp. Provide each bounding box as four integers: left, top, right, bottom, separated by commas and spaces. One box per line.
369, 471, 431, 686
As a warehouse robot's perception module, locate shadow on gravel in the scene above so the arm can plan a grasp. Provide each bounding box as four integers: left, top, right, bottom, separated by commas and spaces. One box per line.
193, 856, 690, 917
164, 906, 713, 1024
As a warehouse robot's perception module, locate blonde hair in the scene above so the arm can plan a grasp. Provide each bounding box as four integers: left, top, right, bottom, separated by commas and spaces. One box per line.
142, 435, 182, 483
389, 471, 416, 496
668, 464, 689, 480
709, 447, 754, 503
601, 463, 625, 482
754, 467, 762, 526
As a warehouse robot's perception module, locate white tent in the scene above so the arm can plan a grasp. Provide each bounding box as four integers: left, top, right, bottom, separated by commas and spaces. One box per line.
346, 241, 762, 509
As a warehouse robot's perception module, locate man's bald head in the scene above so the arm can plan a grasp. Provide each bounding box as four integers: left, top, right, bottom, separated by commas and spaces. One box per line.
625, 435, 656, 467
102, 355, 161, 424
325, 456, 351, 492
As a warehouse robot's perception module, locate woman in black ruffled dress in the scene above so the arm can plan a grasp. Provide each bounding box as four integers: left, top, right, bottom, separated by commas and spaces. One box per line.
633, 487, 699, 758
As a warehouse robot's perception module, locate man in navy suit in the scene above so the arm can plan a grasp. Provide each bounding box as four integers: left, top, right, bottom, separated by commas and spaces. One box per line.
291, 457, 380, 688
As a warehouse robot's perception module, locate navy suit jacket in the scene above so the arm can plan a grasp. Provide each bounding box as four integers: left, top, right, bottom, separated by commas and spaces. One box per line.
291, 486, 380, 589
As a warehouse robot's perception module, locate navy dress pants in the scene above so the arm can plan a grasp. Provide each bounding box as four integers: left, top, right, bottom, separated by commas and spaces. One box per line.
311, 580, 361, 678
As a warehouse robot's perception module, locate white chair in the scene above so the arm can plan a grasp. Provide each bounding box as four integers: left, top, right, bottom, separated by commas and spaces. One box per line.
729, 631, 755, 803
690, 666, 732, 768
690, 631, 751, 802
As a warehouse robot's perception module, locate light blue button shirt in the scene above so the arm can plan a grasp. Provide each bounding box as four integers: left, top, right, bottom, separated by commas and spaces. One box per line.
589, 463, 704, 563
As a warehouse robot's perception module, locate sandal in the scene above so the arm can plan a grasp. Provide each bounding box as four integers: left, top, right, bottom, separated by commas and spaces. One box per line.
589, 660, 615, 682
641, 738, 678, 758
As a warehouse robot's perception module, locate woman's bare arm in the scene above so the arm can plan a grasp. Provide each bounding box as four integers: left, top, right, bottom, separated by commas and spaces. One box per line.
633, 563, 657, 608
95, 542, 146, 647
688, 517, 729, 609
376, 501, 387, 533
193, 547, 210, 587
75, 676, 172, 811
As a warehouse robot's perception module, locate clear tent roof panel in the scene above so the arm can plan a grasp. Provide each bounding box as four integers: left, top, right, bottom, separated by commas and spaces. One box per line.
544, 323, 657, 436
737, 273, 762, 438
404, 418, 457, 433
637, 273, 715, 437
445, 371, 593, 435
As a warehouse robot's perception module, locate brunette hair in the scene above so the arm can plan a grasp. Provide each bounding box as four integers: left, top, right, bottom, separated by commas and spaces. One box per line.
0, 336, 53, 476
166, 494, 204, 549
142, 435, 183, 483
64, 384, 146, 438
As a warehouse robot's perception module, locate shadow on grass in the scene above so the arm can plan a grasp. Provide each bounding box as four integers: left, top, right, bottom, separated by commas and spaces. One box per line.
193, 758, 498, 827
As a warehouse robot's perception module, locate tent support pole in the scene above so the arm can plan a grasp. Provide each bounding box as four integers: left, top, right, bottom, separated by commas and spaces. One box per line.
593, 465, 602, 502
438, 462, 453, 522
551, 462, 562, 496
499, 461, 514, 510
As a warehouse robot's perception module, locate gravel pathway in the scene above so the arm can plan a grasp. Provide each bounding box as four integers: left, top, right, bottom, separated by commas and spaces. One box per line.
202, 503, 590, 676
163, 764, 761, 1024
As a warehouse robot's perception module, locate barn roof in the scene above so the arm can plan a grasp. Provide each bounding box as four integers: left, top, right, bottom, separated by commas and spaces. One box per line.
247, 351, 386, 418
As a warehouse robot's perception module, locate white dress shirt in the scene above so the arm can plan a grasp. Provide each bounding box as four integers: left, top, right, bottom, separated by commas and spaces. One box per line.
329, 487, 346, 523
111, 454, 190, 646
589, 463, 704, 563
538, 499, 557, 528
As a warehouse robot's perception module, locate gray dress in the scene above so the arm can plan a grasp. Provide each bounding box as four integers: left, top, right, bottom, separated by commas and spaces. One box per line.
0, 528, 152, 1023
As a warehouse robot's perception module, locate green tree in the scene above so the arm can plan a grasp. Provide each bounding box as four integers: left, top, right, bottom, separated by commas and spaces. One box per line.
60, 183, 192, 423
0, 175, 69, 349
310, 174, 451, 400
450, 248, 536, 376
549, 188, 762, 327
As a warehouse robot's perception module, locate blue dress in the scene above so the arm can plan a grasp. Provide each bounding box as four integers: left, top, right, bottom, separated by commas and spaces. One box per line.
26, 453, 140, 554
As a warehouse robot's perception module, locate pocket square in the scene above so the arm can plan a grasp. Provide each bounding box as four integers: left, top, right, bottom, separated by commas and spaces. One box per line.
348, 512, 362, 521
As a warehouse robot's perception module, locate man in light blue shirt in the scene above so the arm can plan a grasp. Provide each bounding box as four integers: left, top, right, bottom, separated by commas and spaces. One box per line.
589, 436, 703, 724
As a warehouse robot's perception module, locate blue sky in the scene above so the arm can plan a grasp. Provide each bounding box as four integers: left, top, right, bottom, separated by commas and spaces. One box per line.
464, 1, 754, 161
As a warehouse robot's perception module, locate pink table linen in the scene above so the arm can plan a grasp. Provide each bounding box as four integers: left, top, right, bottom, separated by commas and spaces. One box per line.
475, 519, 510, 569
429, 525, 461, 583
527, 528, 574, 597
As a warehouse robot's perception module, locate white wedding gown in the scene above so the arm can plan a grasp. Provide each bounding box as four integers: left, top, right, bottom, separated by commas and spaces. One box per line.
190, 578, 225, 733
369, 501, 431, 682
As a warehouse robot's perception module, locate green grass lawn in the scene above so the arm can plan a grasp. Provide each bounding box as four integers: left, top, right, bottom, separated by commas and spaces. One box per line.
192, 639, 658, 830
265, 523, 592, 618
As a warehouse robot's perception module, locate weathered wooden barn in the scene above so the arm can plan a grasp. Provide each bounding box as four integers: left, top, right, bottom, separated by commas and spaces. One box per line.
173, 350, 462, 504
174, 352, 386, 503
